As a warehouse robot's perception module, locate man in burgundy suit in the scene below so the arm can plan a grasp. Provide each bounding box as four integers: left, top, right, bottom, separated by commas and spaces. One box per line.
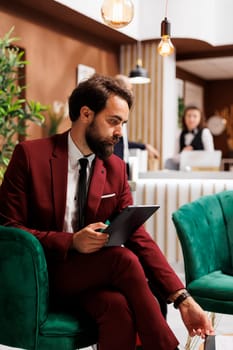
0, 74, 213, 350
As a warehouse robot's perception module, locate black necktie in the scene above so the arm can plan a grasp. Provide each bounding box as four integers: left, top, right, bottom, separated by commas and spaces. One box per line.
77, 158, 88, 230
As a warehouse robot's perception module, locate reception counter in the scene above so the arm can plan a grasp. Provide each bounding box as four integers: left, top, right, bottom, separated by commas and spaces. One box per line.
132, 171, 233, 266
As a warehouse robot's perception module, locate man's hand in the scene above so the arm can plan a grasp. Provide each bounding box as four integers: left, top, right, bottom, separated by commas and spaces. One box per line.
72, 222, 109, 253
178, 296, 215, 338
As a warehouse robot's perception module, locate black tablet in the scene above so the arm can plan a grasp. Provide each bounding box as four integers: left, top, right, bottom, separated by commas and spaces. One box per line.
102, 204, 160, 247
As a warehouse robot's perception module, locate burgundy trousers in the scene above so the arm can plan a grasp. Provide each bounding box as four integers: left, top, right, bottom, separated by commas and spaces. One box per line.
50, 246, 179, 350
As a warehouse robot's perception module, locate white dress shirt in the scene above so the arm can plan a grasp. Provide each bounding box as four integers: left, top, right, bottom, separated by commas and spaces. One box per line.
122, 123, 129, 163
63, 132, 95, 233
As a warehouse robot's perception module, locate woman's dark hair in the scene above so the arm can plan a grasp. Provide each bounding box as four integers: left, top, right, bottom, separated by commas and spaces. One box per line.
68, 73, 133, 122
182, 105, 206, 130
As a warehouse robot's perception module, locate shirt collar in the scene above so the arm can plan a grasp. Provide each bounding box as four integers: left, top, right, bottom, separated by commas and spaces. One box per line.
185, 128, 198, 135
68, 132, 95, 169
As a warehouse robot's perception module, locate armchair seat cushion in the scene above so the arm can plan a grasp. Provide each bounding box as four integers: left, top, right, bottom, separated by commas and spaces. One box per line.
38, 313, 97, 350
188, 270, 233, 300
40, 313, 95, 336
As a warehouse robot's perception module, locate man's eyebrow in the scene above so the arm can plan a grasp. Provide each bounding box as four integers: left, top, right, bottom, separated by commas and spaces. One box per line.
109, 115, 128, 123
110, 115, 122, 121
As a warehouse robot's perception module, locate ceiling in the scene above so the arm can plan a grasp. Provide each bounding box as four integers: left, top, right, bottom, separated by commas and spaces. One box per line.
4, 0, 233, 81
47, 1, 233, 81
173, 38, 233, 81
176, 56, 233, 80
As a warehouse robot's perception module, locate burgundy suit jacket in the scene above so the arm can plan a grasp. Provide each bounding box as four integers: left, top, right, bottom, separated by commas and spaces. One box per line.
0, 131, 184, 297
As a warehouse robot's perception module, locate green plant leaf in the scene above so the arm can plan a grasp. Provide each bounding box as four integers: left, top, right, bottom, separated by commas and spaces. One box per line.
0, 27, 48, 180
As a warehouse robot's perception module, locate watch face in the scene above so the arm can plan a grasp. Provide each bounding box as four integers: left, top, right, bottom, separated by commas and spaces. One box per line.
207, 115, 226, 136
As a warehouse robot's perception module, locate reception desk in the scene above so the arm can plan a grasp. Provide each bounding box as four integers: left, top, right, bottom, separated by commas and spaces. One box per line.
132, 171, 233, 266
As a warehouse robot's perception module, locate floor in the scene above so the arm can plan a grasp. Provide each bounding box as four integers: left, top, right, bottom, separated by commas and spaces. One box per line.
167, 303, 233, 350
1, 312, 233, 350
81, 311, 233, 350
1, 263, 233, 350
166, 263, 233, 349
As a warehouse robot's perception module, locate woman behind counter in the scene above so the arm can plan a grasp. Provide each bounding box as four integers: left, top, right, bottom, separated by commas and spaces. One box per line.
172, 105, 214, 165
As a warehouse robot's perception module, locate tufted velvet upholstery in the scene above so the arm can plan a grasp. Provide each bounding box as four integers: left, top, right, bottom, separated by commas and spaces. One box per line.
172, 190, 233, 314
0, 226, 97, 350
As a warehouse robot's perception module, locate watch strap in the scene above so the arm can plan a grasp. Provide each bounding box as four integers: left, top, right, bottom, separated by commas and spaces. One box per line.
173, 290, 191, 309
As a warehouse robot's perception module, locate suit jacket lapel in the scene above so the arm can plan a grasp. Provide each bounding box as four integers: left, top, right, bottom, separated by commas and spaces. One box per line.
50, 132, 69, 230
49, 134, 108, 228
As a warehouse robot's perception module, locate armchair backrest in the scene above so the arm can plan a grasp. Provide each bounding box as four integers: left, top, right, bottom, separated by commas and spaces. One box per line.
172, 190, 233, 286
216, 190, 233, 268
0, 225, 49, 349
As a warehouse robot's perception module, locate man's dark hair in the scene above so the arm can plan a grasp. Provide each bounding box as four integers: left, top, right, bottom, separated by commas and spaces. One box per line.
68, 73, 133, 122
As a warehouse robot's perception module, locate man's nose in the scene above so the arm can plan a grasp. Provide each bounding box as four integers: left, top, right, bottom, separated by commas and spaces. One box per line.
114, 124, 123, 137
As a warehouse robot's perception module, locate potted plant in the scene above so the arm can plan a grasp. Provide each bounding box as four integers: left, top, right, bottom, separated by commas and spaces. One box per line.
43, 100, 68, 136
0, 27, 48, 180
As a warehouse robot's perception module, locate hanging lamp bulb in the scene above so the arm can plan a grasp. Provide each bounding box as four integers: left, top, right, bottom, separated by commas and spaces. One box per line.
101, 0, 134, 29
157, 17, 175, 57
129, 59, 151, 84
129, 41, 151, 84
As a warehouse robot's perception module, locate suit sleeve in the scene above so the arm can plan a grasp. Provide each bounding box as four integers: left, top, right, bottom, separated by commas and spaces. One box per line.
0, 143, 73, 260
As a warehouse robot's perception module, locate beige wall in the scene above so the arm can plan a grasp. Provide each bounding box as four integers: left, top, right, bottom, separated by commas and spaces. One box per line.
120, 42, 160, 147
0, 6, 120, 139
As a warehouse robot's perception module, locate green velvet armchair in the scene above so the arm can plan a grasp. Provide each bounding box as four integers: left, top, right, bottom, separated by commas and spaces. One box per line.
0, 225, 97, 350
172, 190, 233, 315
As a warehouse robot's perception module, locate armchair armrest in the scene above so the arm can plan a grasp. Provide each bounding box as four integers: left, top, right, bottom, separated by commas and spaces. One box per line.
0, 225, 49, 349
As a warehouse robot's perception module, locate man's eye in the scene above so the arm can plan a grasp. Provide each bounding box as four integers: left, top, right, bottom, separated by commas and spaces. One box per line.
109, 119, 119, 125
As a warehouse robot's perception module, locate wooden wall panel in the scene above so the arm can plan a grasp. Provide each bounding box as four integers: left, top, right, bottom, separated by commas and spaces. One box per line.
0, 5, 121, 139
120, 42, 162, 153
205, 79, 233, 157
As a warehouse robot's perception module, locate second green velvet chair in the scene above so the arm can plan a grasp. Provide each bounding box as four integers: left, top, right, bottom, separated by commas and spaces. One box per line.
172, 190, 233, 315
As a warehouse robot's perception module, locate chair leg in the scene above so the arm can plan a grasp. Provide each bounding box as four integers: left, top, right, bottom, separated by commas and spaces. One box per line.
210, 312, 216, 328
185, 334, 192, 350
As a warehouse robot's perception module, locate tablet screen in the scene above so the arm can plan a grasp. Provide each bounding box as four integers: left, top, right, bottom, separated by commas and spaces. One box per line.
103, 204, 160, 246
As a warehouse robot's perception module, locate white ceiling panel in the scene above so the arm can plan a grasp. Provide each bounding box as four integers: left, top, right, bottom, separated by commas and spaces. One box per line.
176, 56, 233, 80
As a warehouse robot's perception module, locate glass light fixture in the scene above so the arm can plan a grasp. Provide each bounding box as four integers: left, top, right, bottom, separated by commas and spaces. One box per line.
157, 17, 175, 57
101, 0, 134, 29
129, 42, 151, 84
129, 59, 150, 84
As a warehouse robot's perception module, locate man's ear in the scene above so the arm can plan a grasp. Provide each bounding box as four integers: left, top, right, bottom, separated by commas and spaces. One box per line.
80, 106, 93, 123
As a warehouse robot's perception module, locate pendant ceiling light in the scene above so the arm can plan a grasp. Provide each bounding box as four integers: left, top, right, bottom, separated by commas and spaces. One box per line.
129, 42, 151, 85
157, 0, 175, 57
101, 0, 134, 29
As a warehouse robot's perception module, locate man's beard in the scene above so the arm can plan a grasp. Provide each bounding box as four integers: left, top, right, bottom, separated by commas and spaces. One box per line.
86, 121, 120, 160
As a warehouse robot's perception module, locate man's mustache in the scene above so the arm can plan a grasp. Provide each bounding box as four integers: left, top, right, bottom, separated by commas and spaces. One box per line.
112, 136, 120, 145
103, 136, 120, 145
